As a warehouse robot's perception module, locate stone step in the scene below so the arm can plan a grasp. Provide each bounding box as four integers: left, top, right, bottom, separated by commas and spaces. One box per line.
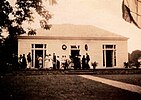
64, 71, 95, 75
64, 69, 95, 75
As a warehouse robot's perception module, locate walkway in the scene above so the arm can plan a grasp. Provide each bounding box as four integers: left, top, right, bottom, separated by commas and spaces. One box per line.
79, 75, 141, 94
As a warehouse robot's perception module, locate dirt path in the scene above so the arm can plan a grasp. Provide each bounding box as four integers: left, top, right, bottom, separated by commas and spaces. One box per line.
79, 75, 141, 94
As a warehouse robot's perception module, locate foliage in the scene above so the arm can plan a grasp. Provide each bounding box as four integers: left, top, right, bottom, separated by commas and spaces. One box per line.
130, 50, 141, 64
91, 61, 98, 70
91, 61, 98, 66
0, 0, 53, 37
0, 0, 57, 74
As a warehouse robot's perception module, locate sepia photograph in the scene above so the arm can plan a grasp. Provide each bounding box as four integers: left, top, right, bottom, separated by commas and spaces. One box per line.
0, 0, 141, 100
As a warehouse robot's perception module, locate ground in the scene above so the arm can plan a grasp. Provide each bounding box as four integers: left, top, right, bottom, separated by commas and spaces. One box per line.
0, 73, 141, 100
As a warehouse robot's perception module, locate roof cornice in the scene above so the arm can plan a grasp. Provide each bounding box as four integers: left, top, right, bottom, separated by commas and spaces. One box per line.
17, 36, 128, 41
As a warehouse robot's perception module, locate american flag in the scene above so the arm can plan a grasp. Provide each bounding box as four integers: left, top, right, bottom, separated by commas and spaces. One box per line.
122, 0, 141, 29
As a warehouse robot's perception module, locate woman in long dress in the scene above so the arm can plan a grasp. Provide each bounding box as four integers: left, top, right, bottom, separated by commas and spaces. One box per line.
48, 54, 53, 69
38, 56, 43, 68
44, 55, 50, 69
45, 54, 53, 69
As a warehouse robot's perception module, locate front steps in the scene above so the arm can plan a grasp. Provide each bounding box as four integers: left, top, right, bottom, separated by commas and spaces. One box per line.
64, 69, 94, 75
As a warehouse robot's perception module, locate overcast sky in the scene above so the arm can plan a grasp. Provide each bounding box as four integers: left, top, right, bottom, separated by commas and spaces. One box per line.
8, 0, 141, 53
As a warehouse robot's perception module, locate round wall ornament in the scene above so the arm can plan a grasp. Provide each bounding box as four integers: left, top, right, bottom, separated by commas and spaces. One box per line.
62, 44, 67, 50
85, 44, 88, 51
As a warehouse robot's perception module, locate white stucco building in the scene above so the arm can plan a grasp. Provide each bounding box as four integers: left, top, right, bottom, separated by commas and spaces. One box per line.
18, 24, 128, 69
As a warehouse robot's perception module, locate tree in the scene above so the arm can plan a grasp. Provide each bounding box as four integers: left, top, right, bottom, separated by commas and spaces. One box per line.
130, 50, 141, 69
130, 50, 141, 63
0, 0, 57, 74
0, 0, 57, 37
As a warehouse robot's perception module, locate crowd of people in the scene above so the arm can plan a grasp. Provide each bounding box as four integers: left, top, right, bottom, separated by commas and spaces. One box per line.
9, 52, 31, 70
18, 52, 31, 69
16, 52, 92, 70
8, 52, 141, 71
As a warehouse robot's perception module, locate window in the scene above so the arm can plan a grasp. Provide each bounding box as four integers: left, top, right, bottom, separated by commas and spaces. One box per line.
71, 45, 80, 50
35, 44, 43, 48
71, 45, 77, 48
106, 45, 113, 48
103, 44, 116, 67
32, 44, 34, 48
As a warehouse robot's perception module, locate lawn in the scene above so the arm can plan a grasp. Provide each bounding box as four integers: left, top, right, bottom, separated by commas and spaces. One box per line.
0, 75, 141, 100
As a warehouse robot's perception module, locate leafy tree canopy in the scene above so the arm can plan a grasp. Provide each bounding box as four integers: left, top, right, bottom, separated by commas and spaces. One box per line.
0, 0, 56, 38
0, 0, 57, 71
130, 50, 141, 63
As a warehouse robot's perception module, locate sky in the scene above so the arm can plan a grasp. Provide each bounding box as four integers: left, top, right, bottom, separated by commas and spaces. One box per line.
8, 0, 141, 53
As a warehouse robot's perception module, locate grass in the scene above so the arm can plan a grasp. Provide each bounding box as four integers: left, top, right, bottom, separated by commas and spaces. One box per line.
0, 75, 141, 100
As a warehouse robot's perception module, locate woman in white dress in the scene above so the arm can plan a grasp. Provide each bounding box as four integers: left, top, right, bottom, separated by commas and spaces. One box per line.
48, 54, 53, 69
38, 56, 43, 68
44, 55, 50, 69
45, 54, 53, 69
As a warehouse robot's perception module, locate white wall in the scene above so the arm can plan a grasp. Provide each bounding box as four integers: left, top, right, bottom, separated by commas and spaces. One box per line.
18, 38, 128, 68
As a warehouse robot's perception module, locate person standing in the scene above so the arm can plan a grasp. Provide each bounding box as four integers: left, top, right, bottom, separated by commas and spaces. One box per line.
38, 55, 43, 68
82, 55, 86, 69
44, 55, 49, 69
27, 52, 32, 69
18, 54, 23, 69
53, 53, 57, 69
35, 55, 39, 68
22, 54, 27, 69
65, 56, 70, 70
48, 54, 53, 69
56, 56, 60, 69
45, 55, 52, 69
86, 53, 90, 69
78, 55, 81, 69
61, 55, 65, 69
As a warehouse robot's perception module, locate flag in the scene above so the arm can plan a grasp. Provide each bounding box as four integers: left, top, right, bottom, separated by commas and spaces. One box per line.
122, 0, 141, 29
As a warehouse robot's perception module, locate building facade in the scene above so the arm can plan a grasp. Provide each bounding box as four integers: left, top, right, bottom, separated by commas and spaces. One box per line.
18, 24, 128, 69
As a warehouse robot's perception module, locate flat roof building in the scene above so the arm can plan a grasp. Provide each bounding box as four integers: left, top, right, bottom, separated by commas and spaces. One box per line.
18, 24, 128, 69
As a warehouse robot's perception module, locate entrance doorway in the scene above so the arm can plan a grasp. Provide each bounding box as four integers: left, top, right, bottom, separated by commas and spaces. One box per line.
35, 50, 43, 68
106, 50, 113, 67
71, 50, 81, 69
70, 45, 81, 69
31, 44, 46, 68
71, 50, 80, 57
